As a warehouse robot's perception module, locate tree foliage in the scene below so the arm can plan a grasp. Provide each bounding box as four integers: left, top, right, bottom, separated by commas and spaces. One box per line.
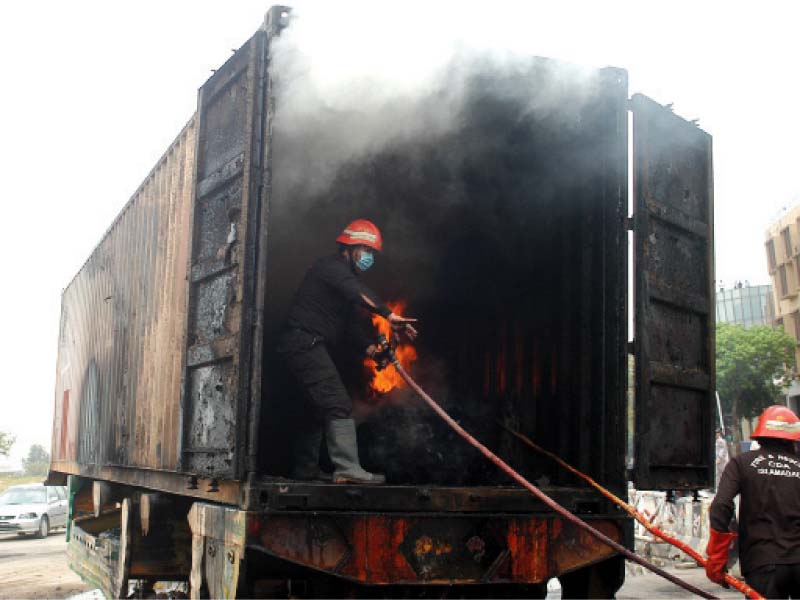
22, 444, 50, 476
716, 323, 795, 422
0, 432, 14, 457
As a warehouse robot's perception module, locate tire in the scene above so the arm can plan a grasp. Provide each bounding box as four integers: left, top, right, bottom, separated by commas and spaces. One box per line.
559, 556, 625, 599
36, 515, 49, 538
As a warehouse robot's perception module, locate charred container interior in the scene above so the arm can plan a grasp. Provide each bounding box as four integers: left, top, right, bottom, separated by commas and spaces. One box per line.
258, 58, 629, 491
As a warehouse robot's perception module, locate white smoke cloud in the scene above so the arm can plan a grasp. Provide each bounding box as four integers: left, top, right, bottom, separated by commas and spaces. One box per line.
269, 1, 601, 197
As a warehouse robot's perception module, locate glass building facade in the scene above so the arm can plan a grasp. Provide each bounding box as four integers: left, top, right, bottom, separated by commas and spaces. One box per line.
715, 283, 774, 328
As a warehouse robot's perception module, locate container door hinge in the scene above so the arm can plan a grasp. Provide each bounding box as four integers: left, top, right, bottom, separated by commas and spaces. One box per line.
627, 340, 635, 355
626, 216, 635, 231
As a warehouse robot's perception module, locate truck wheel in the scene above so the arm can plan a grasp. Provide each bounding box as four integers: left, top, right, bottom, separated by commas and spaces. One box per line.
36, 516, 50, 538
559, 556, 624, 599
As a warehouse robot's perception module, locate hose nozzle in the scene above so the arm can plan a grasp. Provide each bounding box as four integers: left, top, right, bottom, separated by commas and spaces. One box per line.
374, 334, 399, 371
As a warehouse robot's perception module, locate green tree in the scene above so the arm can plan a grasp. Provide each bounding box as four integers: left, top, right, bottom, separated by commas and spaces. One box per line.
0, 432, 14, 457
22, 444, 50, 476
716, 323, 795, 442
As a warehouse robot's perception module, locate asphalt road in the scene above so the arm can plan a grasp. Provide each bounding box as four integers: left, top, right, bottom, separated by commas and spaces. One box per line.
0, 533, 747, 600
617, 564, 746, 599
0, 531, 92, 599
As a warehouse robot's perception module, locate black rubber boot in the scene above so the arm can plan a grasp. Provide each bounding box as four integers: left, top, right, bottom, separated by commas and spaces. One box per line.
290, 426, 331, 482
326, 419, 385, 485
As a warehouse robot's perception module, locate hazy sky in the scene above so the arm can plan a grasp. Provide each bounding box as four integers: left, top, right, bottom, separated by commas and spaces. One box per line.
0, 1, 798, 468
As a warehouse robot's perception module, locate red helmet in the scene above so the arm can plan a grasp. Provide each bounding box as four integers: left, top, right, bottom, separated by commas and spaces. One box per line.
336, 219, 383, 252
751, 405, 800, 441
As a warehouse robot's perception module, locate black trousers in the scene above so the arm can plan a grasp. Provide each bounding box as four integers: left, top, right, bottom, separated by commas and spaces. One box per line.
746, 564, 800, 599
278, 329, 352, 421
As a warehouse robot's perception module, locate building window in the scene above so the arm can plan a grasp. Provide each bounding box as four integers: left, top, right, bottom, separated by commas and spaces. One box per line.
795, 260, 800, 289
715, 285, 775, 327
780, 264, 789, 297
794, 311, 800, 340
783, 228, 793, 257
766, 289, 775, 322
796, 219, 800, 249
767, 239, 777, 271
749, 292, 761, 322
733, 292, 744, 322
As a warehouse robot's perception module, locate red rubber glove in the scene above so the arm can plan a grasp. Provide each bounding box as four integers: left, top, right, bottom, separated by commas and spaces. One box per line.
705, 528, 736, 585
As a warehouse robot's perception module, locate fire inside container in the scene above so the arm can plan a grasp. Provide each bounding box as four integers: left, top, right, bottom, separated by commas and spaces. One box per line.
259, 55, 627, 488
363, 301, 418, 396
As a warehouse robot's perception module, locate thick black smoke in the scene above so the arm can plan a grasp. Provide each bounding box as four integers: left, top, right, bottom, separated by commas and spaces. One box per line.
258, 8, 626, 485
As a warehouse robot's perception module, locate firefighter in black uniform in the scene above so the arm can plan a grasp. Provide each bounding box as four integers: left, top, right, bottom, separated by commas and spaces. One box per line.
707, 405, 800, 598
278, 219, 417, 485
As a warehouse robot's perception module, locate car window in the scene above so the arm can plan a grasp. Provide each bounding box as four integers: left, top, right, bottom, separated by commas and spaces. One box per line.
47, 487, 57, 503
55, 486, 66, 500
0, 488, 47, 504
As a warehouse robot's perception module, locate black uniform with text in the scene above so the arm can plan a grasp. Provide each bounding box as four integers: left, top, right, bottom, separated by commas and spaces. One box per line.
711, 443, 800, 595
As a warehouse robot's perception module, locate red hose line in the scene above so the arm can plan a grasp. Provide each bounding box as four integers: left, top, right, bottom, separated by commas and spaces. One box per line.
499, 423, 764, 600
394, 363, 717, 599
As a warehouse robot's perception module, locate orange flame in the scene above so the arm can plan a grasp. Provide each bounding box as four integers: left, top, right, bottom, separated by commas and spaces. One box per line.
365, 301, 418, 394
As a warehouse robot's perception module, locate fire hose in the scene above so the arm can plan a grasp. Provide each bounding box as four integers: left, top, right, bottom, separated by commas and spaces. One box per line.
374, 336, 718, 599
497, 423, 763, 600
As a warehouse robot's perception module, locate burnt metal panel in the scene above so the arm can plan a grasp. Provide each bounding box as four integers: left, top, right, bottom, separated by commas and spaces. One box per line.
251, 480, 614, 515
397, 519, 503, 581
180, 28, 270, 479
597, 67, 630, 497
249, 511, 623, 585
245, 5, 289, 476
52, 120, 197, 474
50, 459, 241, 504
631, 93, 715, 489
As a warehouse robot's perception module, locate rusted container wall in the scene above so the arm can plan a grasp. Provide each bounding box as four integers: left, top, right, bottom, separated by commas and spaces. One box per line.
179, 28, 271, 481
51, 119, 197, 474
48, 17, 281, 494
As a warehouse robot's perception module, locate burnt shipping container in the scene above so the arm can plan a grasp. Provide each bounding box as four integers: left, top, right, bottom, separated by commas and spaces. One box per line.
49, 6, 714, 598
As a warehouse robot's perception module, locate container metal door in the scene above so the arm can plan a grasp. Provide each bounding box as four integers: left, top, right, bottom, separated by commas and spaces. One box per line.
631, 93, 714, 490
180, 29, 269, 479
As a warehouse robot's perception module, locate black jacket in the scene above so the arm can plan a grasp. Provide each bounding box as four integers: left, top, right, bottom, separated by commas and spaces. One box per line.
285, 254, 391, 351
710, 443, 800, 574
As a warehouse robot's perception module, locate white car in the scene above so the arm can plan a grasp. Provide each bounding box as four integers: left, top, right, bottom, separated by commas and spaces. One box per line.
0, 483, 68, 537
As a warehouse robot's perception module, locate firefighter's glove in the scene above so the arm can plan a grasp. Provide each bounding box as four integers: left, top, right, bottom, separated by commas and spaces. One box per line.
705, 528, 736, 586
